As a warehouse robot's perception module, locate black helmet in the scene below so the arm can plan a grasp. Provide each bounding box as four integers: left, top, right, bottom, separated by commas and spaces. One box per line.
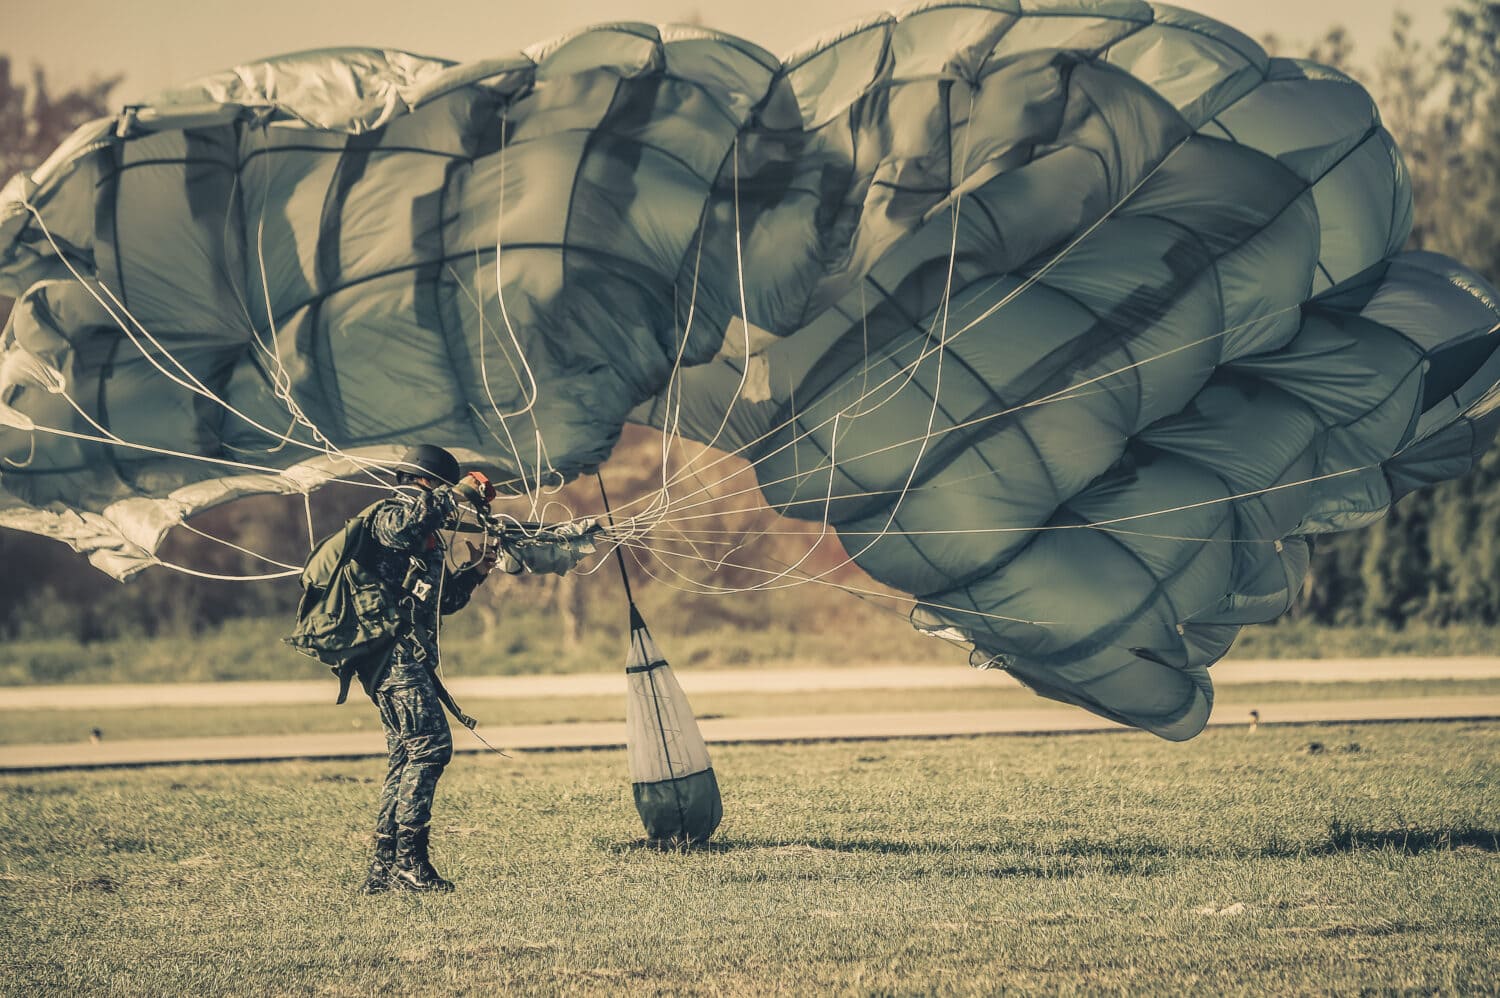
395, 444, 461, 486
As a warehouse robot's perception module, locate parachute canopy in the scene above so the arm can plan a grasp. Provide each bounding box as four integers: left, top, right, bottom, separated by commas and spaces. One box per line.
3, 1, 1499, 738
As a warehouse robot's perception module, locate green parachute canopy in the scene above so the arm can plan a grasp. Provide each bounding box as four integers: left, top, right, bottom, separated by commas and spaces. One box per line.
2, 2, 1498, 738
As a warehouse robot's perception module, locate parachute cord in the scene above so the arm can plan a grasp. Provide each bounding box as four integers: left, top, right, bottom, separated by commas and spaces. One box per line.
18, 197, 398, 493
660, 136, 754, 491
642, 462, 1373, 541
641, 127, 1208, 513
178, 523, 304, 570
22, 403, 349, 478
487, 104, 564, 516
651, 88, 980, 594
1, 432, 37, 468
463, 725, 513, 759
624, 534, 995, 661
662, 235, 706, 476
153, 560, 301, 581
596, 473, 638, 611
53, 370, 391, 498
245, 151, 412, 490
244, 140, 396, 486
638, 302, 1304, 525
449, 254, 539, 509
609, 533, 1056, 627
656, 521, 1284, 545
490, 106, 542, 420
18, 388, 384, 577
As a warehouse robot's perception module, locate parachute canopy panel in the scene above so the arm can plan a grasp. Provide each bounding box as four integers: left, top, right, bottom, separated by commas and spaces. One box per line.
2, 3, 1498, 738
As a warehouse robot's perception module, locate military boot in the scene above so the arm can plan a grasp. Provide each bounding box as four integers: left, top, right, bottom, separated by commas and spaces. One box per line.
393, 827, 454, 892
361, 833, 397, 894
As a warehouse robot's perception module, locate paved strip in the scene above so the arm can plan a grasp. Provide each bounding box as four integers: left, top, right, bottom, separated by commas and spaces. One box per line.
0, 696, 1493, 772
4, 657, 1500, 710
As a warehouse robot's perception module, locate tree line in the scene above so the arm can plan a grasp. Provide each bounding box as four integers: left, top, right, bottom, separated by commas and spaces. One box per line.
1, 2, 1498, 638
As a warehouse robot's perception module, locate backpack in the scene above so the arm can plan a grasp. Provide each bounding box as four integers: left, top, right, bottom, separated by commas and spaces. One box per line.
283, 501, 401, 703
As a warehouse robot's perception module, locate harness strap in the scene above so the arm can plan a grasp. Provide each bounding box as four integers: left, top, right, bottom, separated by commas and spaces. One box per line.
430, 669, 476, 730
596, 473, 638, 616
336, 662, 356, 705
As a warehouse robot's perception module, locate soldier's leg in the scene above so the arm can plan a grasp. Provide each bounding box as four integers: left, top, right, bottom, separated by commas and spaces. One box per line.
387, 675, 454, 891
362, 695, 407, 894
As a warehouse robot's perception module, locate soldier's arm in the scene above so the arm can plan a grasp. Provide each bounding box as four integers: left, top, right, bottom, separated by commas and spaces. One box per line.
439, 565, 485, 614
369, 487, 459, 552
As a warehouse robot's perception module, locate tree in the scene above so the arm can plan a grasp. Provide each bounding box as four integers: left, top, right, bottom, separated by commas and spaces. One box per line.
1283, 3, 1500, 627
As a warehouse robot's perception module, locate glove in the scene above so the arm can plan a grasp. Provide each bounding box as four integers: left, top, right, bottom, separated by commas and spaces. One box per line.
453, 470, 496, 509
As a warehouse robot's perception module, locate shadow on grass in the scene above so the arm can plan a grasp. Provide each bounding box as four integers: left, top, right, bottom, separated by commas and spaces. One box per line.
609, 835, 1161, 877
602, 821, 1499, 878
1311, 821, 1499, 855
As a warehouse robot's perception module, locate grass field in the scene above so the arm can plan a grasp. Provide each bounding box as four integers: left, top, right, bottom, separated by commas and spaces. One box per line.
5, 679, 1500, 747
1, 721, 1494, 994
6, 613, 1500, 687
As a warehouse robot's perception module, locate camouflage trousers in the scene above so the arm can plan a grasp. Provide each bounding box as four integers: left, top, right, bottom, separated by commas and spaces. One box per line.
373, 659, 453, 840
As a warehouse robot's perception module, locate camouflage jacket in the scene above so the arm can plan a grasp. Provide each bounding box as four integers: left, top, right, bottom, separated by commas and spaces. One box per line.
359, 485, 486, 693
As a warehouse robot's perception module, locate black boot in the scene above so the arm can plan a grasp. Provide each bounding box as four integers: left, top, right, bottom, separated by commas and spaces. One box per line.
393, 827, 454, 892
361, 833, 397, 894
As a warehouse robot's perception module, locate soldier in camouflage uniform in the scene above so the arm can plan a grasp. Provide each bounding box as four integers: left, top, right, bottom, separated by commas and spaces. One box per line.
359, 444, 505, 894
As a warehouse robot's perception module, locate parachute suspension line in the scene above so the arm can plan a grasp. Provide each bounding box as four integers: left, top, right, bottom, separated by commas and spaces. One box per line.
17, 194, 406, 577
18, 198, 395, 496
243, 148, 412, 491
28, 398, 342, 478
303, 491, 317, 552
621, 391, 1136, 525
596, 473, 639, 612
647, 203, 710, 534
720, 410, 842, 585
641, 301, 1306, 527
780, 91, 982, 589
674, 135, 754, 476
489, 108, 542, 418
450, 253, 540, 512
644, 460, 1373, 540
647, 91, 979, 595
152, 559, 301, 581
644, 101, 975, 578
604, 133, 768, 549
655, 521, 1285, 546
648, 297, 1476, 544
648, 126, 1206, 516
248, 157, 300, 459
59, 387, 344, 571
1, 432, 36, 468
609, 134, 758, 539
603, 133, 755, 543
177, 522, 304, 571
487, 104, 567, 519
609, 533, 1057, 627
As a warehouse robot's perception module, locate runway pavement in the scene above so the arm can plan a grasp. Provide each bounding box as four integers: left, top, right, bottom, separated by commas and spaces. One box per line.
3, 656, 1499, 710
1, 695, 1495, 773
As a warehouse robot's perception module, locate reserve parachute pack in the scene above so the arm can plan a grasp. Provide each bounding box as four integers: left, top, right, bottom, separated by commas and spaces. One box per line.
283, 501, 399, 703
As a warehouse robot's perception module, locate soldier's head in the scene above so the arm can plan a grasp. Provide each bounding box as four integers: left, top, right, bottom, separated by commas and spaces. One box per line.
395, 444, 461, 491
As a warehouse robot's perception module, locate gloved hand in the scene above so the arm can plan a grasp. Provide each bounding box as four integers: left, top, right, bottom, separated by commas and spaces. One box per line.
453, 470, 496, 510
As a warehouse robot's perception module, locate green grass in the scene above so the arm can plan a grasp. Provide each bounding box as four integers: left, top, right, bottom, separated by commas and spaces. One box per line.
0, 721, 1495, 994
4, 679, 1498, 747
6, 613, 1500, 687
0, 611, 949, 686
